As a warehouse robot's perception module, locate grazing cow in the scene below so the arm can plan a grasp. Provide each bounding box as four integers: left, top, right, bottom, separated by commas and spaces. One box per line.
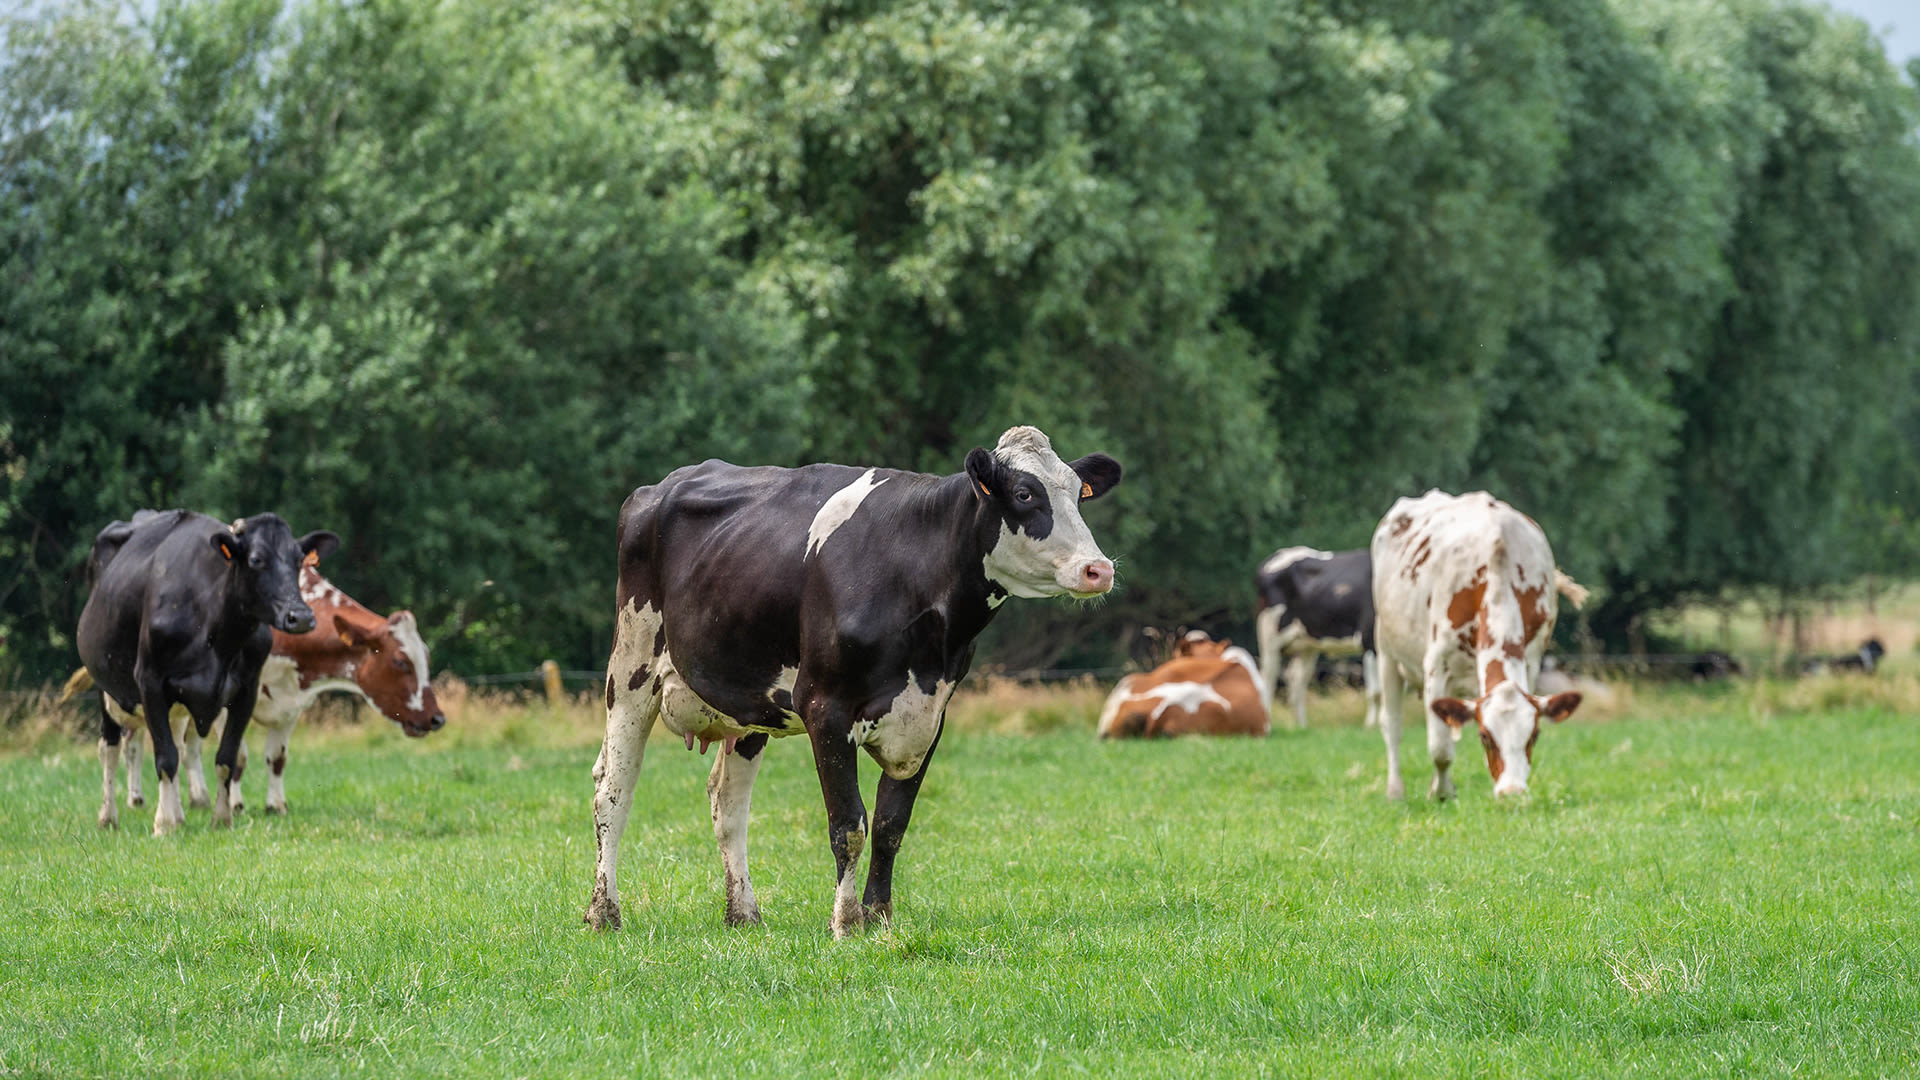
1255, 547, 1379, 729
1371, 491, 1585, 800
1096, 630, 1269, 738
78, 564, 445, 816
586, 426, 1122, 937
76, 510, 337, 833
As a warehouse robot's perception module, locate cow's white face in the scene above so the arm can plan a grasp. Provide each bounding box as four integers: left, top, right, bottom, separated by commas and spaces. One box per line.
967, 426, 1121, 599
1435, 684, 1582, 797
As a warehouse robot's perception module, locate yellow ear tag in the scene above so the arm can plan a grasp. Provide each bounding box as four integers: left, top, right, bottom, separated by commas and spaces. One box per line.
978, 482, 991, 496
1081, 482, 1093, 499
303, 550, 320, 567
339, 632, 355, 646
218, 540, 235, 562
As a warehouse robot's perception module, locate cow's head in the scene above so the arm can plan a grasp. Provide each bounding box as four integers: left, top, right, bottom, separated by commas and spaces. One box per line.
966, 426, 1122, 599
211, 514, 339, 634
1431, 685, 1581, 797
1175, 631, 1230, 660
334, 610, 445, 737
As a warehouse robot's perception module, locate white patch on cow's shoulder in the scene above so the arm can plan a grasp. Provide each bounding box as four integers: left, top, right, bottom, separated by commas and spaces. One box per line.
389, 613, 432, 712
1139, 680, 1231, 721
856, 673, 954, 779
807, 469, 887, 558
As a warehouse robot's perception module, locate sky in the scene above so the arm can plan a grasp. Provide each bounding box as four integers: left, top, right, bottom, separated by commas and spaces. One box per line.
1830, 0, 1919, 66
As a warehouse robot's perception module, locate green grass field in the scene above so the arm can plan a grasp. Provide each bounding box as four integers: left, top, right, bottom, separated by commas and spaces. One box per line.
2, 681, 1917, 1078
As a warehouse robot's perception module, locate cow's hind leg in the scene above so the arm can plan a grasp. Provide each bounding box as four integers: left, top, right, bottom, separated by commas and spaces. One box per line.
807, 705, 870, 939
105, 696, 146, 809
708, 734, 768, 926
261, 720, 294, 814
1362, 651, 1382, 730
863, 723, 944, 927
586, 671, 661, 931
97, 705, 123, 830
181, 718, 211, 809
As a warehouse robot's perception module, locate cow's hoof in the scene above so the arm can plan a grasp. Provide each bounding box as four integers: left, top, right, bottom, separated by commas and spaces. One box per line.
128, 795, 145, 808
1386, 778, 1406, 801
230, 799, 245, 814
265, 803, 287, 816
862, 901, 894, 928
211, 812, 232, 829
1430, 777, 1456, 802
98, 811, 118, 830
151, 818, 181, 837
724, 903, 763, 928
584, 895, 622, 931
830, 910, 867, 939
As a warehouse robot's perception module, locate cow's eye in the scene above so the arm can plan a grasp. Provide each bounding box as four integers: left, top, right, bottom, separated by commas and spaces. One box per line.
1015, 489, 1035, 505
394, 656, 410, 672
249, 555, 264, 569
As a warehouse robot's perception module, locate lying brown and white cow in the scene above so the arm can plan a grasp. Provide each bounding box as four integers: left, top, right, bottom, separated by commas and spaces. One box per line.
80, 564, 444, 815
1371, 490, 1585, 800
1096, 631, 1270, 738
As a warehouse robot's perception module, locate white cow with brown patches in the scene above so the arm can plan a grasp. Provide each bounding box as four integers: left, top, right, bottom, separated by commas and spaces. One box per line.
1371, 490, 1586, 800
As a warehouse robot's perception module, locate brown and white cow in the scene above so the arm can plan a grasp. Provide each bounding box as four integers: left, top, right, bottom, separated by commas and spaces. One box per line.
1371, 490, 1585, 800
1096, 631, 1270, 738
108, 564, 444, 814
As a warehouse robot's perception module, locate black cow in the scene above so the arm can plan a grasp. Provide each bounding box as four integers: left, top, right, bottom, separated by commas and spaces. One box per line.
1254, 547, 1379, 729
585, 425, 1122, 937
76, 510, 337, 834
1804, 638, 1887, 676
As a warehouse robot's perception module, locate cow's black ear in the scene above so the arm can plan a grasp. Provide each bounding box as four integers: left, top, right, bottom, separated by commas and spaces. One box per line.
964, 447, 1001, 501
1069, 453, 1122, 500
300, 530, 341, 564
210, 530, 244, 563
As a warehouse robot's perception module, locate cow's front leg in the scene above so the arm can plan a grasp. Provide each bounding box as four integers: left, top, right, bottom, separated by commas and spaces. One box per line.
228, 735, 248, 814
1377, 644, 1406, 800
807, 706, 869, 939
261, 721, 294, 814
708, 734, 767, 926
585, 674, 660, 931
181, 719, 211, 809
1423, 663, 1457, 802
141, 688, 186, 836
213, 692, 256, 827
97, 707, 123, 830
1285, 653, 1314, 730
863, 722, 943, 927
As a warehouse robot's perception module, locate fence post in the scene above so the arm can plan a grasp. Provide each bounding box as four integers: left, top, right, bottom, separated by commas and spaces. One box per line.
541, 660, 563, 708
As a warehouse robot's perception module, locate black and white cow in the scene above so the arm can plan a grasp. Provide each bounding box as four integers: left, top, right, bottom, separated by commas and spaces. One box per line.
1254, 547, 1380, 729
585, 426, 1122, 937
76, 510, 337, 834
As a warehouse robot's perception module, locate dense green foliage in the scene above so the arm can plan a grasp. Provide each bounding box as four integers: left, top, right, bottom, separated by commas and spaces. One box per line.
4, 0, 1918, 677
2, 691, 1918, 1076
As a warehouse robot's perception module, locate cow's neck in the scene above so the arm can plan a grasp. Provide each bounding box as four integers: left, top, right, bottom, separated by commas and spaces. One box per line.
283, 568, 377, 690
902, 471, 1007, 638
209, 565, 266, 655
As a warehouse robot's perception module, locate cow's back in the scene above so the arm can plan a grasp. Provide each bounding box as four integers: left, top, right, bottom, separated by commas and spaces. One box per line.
614, 460, 881, 724
1371, 490, 1555, 675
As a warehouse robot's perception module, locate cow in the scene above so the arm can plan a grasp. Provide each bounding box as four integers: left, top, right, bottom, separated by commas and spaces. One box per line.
585, 425, 1122, 937
1255, 547, 1379, 729
76, 510, 338, 834
1370, 490, 1585, 800
1804, 638, 1887, 676
72, 564, 445, 816
1096, 630, 1269, 738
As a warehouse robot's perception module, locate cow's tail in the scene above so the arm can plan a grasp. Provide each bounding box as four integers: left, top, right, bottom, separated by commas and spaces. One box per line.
1554, 569, 1589, 610
57, 666, 95, 705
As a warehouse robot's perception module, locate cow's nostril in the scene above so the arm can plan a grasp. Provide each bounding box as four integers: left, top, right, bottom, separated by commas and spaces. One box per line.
1082, 561, 1114, 592
429, 714, 446, 731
